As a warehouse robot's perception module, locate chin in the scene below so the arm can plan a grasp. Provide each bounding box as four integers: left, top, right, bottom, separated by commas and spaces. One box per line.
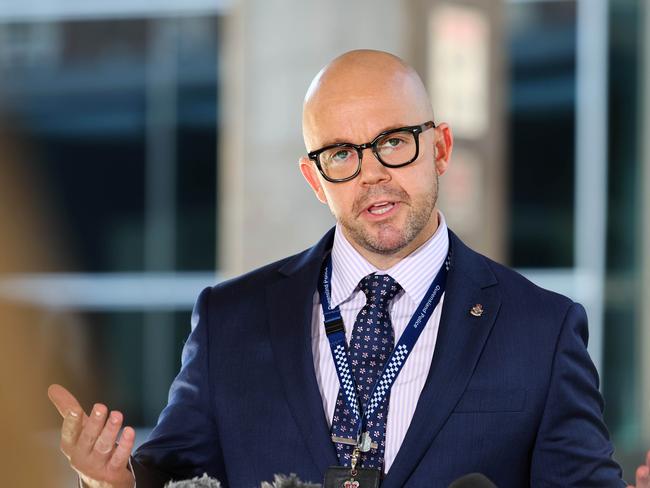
340, 212, 428, 257
359, 227, 411, 255
366, 240, 410, 255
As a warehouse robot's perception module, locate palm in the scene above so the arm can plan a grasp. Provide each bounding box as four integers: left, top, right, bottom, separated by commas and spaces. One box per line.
48, 384, 136, 488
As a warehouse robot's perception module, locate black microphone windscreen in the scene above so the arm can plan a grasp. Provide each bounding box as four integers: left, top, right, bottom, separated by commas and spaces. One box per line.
260, 473, 321, 488
164, 473, 321, 488
164, 473, 222, 488
447, 472, 498, 488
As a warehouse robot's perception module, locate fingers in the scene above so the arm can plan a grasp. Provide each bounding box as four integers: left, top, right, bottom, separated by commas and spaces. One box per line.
78, 403, 109, 454
51, 389, 135, 486
92, 410, 124, 457
636, 464, 649, 488
48, 384, 85, 419
108, 426, 136, 472
634, 450, 650, 488
636, 461, 650, 488
60, 409, 84, 457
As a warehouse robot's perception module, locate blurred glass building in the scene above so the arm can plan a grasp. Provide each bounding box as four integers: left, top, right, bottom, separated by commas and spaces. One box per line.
0, 0, 224, 429
0, 0, 648, 482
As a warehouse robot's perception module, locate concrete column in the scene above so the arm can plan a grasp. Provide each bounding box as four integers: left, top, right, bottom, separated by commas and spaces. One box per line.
219, 0, 410, 275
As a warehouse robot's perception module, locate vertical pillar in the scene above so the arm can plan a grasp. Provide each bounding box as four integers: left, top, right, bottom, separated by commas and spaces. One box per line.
143, 18, 178, 425
414, 0, 507, 263
574, 0, 609, 375
640, 0, 650, 445
218, 1, 247, 275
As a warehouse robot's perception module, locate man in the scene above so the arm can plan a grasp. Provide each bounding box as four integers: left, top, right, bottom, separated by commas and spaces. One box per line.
49, 50, 650, 487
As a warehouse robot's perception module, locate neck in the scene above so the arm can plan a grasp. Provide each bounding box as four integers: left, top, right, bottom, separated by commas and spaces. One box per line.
344, 211, 440, 270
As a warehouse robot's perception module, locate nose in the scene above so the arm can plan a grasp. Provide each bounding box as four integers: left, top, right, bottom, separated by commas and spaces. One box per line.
358, 147, 391, 185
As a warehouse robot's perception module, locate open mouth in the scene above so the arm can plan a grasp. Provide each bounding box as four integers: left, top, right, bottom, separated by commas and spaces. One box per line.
367, 201, 396, 215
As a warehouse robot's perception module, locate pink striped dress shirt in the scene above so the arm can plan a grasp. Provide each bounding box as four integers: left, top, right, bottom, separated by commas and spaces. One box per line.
311, 211, 449, 473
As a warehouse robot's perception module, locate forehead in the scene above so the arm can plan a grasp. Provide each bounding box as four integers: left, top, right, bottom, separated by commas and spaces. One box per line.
302, 61, 433, 147
304, 89, 427, 148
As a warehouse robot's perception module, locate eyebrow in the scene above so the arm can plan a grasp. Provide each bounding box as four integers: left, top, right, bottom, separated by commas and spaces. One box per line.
318, 122, 411, 148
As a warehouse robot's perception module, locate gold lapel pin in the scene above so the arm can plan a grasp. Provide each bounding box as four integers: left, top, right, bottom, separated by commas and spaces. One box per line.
470, 304, 484, 317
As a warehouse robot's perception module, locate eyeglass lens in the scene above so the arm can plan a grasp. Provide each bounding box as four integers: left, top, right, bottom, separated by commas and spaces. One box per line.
318, 130, 417, 180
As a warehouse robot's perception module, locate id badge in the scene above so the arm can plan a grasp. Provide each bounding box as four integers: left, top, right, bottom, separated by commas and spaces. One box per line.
323, 466, 381, 488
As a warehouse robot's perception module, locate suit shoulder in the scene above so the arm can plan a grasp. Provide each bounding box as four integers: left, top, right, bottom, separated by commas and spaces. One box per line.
480, 252, 575, 314
201, 248, 313, 303
203, 228, 334, 299
451, 231, 574, 312
470, 251, 585, 346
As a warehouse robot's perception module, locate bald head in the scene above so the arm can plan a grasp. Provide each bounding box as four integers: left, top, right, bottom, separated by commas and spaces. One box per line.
302, 50, 434, 150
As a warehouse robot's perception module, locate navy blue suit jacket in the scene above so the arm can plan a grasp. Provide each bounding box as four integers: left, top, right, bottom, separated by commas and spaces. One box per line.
131, 229, 624, 487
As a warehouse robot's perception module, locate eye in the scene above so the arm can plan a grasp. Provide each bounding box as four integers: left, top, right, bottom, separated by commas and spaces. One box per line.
322, 146, 356, 166
385, 137, 403, 147
332, 149, 352, 161
377, 134, 408, 153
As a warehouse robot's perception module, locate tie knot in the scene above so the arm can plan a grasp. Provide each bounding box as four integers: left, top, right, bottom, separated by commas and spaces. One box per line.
359, 273, 402, 305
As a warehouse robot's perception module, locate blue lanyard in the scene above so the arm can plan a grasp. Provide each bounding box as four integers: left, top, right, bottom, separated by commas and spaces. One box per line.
317, 247, 450, 442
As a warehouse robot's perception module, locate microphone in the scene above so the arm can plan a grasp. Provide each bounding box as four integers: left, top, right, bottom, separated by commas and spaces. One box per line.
165, 474, 221, 488
260, 473, 321, 488
165, 473, 321, 488
448, 473, 498, 488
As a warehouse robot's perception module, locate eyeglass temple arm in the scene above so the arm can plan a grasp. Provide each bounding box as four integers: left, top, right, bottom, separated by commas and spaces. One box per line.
420, 121, 436, 131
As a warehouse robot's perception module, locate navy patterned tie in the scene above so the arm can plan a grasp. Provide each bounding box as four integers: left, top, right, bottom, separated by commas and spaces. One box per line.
331, 273, 402, 472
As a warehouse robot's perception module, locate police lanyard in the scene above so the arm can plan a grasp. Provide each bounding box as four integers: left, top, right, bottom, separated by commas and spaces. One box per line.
317, 249, 450, 447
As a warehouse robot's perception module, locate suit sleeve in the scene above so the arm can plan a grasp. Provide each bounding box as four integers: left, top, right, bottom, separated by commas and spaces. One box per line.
530, 302, 625, 487
130, 286, 228, 487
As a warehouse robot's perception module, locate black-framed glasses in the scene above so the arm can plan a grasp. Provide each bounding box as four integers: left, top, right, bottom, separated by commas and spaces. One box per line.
307, 121, 435, 183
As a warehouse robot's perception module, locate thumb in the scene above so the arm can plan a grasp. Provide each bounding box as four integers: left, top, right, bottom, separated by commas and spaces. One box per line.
47, 384, 86, 420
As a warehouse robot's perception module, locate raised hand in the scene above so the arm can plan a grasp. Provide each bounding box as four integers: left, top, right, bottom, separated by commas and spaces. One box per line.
628, 450, 650, 488
48, 384, 136, 488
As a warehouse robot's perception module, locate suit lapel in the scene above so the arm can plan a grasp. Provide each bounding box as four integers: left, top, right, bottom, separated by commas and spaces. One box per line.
382, 232, 501, 487
266, 230, 338, 476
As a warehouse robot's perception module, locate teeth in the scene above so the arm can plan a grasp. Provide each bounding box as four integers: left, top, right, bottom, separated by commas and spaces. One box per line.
368, 203, 395, 215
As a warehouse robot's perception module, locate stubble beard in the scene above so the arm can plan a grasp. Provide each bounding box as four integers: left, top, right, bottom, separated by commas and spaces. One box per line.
337, 174, 439, 256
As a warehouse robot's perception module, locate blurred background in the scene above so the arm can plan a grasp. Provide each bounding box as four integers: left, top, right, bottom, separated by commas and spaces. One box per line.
0, 0, 648, 484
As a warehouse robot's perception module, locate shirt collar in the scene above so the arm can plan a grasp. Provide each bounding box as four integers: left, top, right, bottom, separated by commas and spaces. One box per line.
330, 211, 450, 307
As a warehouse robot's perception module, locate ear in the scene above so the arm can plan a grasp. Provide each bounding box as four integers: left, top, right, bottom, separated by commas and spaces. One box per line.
433, 123, 453, 176
299, 156, 328, 204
